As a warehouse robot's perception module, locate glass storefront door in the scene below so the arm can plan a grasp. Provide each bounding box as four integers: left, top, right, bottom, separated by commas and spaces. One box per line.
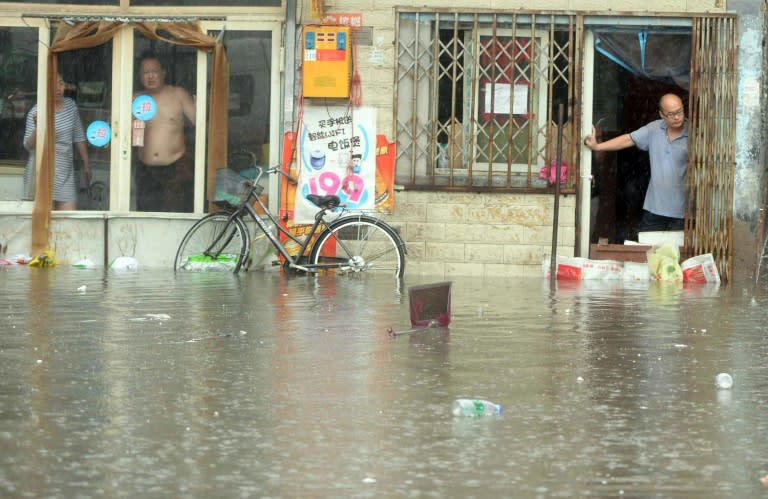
58, 42, 113, 211
0, 23, 44, 203
0, 19, 278, 215
131, 35, 198, 213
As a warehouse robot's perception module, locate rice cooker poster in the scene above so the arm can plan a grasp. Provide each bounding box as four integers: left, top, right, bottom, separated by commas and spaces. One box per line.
294, 106, 376, 224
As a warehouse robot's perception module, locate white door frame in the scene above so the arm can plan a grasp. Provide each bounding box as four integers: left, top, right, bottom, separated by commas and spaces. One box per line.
579, 29, 595, 258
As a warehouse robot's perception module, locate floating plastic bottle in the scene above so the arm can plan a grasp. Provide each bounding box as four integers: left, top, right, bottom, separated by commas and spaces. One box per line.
452, 398, 503, 417
715, 372, 733, 390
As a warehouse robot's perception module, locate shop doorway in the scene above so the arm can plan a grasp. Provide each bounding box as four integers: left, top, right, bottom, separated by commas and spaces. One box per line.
586, 28, 691, 244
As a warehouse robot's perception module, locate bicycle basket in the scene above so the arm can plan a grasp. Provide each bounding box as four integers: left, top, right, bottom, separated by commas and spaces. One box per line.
213, 167, 260, 207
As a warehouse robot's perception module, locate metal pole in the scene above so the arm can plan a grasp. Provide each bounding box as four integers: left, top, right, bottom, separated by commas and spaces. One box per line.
755, 207, 766, 285
549, 103, 565, 288
103, 215, 109, 268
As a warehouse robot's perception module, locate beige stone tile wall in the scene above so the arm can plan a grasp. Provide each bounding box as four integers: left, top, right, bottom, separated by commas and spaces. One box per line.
381, 191, 577, 278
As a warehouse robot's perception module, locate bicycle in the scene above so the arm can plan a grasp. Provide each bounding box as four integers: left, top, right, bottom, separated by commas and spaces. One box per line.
174, 158, 406, 277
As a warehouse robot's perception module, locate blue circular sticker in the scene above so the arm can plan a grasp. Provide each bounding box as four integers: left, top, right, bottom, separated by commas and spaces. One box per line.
86, 120, 111, 148
132, 95, 157, 121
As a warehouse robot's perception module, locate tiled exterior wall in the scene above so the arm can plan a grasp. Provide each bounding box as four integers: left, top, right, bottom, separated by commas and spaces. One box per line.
0, 201, 575, 275
381, 192, 576, 278
0, 213, 199, 268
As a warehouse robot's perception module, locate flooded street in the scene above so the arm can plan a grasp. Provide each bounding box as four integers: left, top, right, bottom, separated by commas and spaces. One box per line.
2, 267, 768, 497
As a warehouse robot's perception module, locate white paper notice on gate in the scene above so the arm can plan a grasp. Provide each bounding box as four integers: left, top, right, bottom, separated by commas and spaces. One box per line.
294, 105, 377, 224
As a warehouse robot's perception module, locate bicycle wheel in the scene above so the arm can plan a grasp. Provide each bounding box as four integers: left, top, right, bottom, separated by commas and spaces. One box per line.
309, 215, 405, 277
242, 221, 277, 270
174, 212, 249, 272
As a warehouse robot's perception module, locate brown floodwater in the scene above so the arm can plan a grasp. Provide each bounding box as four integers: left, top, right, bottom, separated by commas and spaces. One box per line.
1, 266, 767, 497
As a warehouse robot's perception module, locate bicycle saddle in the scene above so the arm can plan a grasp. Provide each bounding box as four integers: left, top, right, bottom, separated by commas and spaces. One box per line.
306, 194, 340, 209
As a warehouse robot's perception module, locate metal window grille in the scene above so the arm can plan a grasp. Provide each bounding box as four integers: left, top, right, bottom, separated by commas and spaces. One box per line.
394, 10, 580, 192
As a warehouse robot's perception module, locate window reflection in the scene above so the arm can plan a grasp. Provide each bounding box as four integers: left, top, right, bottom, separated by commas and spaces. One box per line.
20, 0, 276, 4
12, 0, 118, 3
131, 39, 197, 213
215, 30, 271, 211
59, 43, 113, 210
0, 28, 37, 202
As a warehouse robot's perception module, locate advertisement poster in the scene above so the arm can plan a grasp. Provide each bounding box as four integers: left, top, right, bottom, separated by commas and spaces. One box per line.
374, 134, 395, 213
294, 105, 376, 223
279, 130, 395, 262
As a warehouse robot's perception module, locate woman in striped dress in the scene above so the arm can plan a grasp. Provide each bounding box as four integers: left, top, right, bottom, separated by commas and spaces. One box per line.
23, 73, 91, 210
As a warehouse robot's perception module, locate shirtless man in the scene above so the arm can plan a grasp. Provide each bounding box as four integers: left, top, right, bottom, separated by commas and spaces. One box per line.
134, 54, 196, 212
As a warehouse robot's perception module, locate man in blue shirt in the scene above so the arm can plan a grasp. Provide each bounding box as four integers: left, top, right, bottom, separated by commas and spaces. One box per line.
583, 93, 688, 232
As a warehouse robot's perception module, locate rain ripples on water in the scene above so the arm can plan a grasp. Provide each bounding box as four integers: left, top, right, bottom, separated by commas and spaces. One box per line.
1, 267, 768, 497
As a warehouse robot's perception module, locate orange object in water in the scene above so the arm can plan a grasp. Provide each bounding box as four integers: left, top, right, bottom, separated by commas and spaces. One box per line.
374, 135, 395, 211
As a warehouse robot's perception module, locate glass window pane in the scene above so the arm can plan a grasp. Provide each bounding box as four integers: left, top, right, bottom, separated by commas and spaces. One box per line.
132, 36, 197, 213
130, 0, 279, 5
214, 30, 272, 209
58, 43, 113, 210
12, 0, 119, 4
0, 27, 38, 202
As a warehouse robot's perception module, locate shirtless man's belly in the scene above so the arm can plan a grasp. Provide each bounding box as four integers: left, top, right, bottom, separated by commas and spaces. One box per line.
137, 88, 188, 166
133, 56, 196, 212
139, 123, 186, 166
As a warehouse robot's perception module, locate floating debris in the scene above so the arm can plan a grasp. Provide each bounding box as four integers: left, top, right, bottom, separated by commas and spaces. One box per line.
173, 331, 248, 344
715, 373, 733, 390
73, 258, 95, 269
387, 320, 438, 339
145, 313, 171, 321
129, 313, 171, 322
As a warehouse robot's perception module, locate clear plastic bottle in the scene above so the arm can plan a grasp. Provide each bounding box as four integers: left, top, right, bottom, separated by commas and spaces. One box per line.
452, 398, 503, 417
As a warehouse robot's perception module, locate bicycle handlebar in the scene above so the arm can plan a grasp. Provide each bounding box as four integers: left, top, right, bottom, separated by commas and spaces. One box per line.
265, 166, 298, 185
230, 149, 298, 185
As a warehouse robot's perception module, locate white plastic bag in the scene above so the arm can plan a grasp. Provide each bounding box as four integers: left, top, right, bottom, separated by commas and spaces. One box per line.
542, 256, 586, 280
543, 256, 625, 280
681, 253, 720, 284
623, 261, 650, 281
581, 259, 623, 280
110, 256, 138, 271
647, 243, 682, 282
